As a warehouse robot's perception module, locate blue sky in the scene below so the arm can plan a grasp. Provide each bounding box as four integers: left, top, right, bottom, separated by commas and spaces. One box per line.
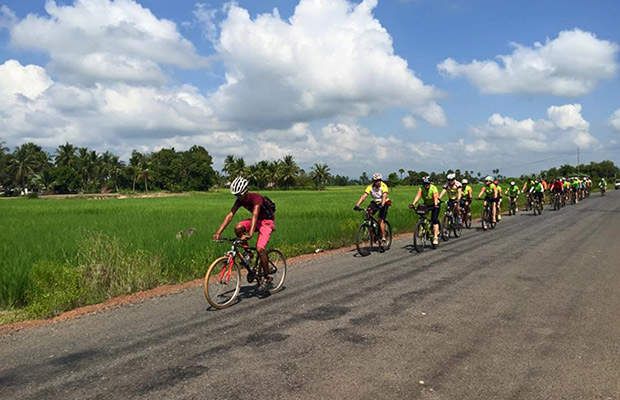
1, 0, 619, 178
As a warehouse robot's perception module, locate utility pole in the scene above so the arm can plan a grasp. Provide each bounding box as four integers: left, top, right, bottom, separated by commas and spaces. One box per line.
577, 146, 580, 176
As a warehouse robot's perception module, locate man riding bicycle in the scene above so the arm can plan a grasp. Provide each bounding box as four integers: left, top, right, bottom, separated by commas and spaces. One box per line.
529, 180, 544, 206
477, 176, 498, 223
506, 181, 519, 212
460, 178, 473, 219
439, 173, 462, 224
494, 178, 503, 221
410, 176, 440, 246
599, 178, 607, 191
354, 172, 391, 245
213, 176, 275, 286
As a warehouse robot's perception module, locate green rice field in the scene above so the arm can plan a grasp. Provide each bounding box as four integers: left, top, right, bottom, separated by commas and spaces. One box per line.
1, 185, 495, 323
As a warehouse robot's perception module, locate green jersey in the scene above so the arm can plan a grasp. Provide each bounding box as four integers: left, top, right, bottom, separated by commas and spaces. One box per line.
484, 183, 497, 199
421, 184, 439, 206
507, 186, 519, 196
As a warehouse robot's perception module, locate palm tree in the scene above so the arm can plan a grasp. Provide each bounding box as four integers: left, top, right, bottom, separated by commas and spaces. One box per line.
310, 163, 331, 190
54, 142, 76, 168
0, 140, 8, 158
398, 168, 405, 181
222, 155, 236, 179
76, 147, 94, 191
279, 155, 300, 190
9, 143, 48, 192
266, 160, 281, 189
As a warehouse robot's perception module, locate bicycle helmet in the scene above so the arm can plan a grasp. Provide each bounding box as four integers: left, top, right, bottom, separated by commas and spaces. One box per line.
230, 176, 249, 195
510, 181, 515, 186
461, 179, 468, 184
485, 176, 493, 182
422, 176, 432, 184
447, 173, 456, 180
372, 172, 382, 181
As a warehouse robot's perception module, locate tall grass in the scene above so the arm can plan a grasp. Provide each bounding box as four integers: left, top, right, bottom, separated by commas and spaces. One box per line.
1, 185, 499, 321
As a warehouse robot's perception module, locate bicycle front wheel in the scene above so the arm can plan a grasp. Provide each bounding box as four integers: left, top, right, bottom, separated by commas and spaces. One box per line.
441, 215, 450, 242
481, 208, 489, 231
356, 222, 373, 256
204, 256, 241, 309
383, 221, 393, 250
265, 249, 286, 293
413, 221, 426, 253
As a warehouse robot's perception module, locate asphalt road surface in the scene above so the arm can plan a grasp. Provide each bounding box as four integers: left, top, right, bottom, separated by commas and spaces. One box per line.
2, 191, 620, 400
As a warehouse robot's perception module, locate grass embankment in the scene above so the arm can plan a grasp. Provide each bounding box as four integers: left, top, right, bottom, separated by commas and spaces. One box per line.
1, 185, 500, 324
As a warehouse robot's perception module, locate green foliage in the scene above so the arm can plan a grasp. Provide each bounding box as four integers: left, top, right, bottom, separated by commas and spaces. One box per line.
26, 261, 83, 318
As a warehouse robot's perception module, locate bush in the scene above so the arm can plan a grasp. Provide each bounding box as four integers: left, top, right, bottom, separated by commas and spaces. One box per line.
26, 261, 82, 318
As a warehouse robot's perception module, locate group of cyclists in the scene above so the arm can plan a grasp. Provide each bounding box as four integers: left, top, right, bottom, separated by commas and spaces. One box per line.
208, 173, 609, 298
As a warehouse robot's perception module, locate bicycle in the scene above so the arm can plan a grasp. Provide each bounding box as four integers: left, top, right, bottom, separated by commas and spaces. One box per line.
459, 199, 473, 229
204, 238, 286, 309
532, 194, 544, 215
411, 204, 442, 252
478, 198, 497, 231
552, 191, 561, 211
525, 192, 533, 211
354, 207, 392, 256
507, 195, 518, 216
441, 200, 462, 240
600, 186, 606, 196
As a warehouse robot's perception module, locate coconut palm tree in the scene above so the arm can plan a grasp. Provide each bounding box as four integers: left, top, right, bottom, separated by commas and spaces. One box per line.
279, 155, 300, 190
54, 142, 76, 168
222, 155, 236, 180
9, 143, 48, 192
310, 163, 331, 190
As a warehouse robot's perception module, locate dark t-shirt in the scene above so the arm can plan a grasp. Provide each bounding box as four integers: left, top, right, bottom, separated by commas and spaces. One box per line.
231, 193, 272, 220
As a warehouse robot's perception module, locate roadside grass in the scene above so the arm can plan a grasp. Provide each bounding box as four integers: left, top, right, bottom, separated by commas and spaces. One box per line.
1, 184, 521, 323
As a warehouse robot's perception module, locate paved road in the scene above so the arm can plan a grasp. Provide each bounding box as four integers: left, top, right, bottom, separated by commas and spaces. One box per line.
2, 191, 620, 400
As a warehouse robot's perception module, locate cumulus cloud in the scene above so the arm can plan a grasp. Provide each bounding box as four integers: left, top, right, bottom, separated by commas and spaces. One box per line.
608, 109, 620, 132
465, 104, 597, 155
402, 115, 417, 130
438, 29, 619, 96
210, 0, 446, 130
7, 0, 209, 85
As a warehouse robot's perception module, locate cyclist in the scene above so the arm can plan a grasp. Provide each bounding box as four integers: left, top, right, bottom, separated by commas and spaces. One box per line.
410, 176, 440, 246
599, 178, 607, 192
529, 179, 544, 207
562, 177, 570, 201
494, 178, 503, 221
477, 176, 498, 223
522, 176, 536, 210
460, 178, 473, 219
354, 172, 391, 245
506, 181, 519, 213
439, 173, 462, 223
213, 176, 275, 286
550, 177, 563, 206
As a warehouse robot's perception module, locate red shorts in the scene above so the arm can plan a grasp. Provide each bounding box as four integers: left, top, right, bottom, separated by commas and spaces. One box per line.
238, 219, 275, 249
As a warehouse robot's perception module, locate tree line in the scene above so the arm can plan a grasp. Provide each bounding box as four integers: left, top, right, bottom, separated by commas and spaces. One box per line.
0, 138, 617, 196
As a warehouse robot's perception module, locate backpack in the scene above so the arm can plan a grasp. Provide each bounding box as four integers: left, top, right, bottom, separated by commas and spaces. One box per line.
262, 196, 276, 219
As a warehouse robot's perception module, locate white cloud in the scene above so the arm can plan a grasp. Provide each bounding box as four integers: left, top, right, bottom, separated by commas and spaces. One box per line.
465, 104, 597, 156
401, 115, 417, 129
8, 0, 209, 85
438, 29, 619, 96
0, 5, 17, 29
608, 109, 620, 132
210, 0, 446, 130
0, 60, 52, 103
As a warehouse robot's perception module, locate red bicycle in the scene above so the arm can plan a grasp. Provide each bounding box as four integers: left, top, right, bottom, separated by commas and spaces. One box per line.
204, 238, 286, 309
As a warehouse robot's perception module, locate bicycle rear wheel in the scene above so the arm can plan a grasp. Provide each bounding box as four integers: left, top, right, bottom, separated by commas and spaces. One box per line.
413, 221, 426, 253
453, 216, 462, 238
204, 256, 241, 309
264, 249, 286, 293
465, 211, 472, 229
355, 222, 372, 256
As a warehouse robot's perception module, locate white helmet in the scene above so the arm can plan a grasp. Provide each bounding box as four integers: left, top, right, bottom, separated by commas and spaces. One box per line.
510, 181, 515, 186
461, 179, 468, 184
230, 176, 249, 195
485, 176, 493, 182
372, 172, 382, 181
447, 173, 456, 180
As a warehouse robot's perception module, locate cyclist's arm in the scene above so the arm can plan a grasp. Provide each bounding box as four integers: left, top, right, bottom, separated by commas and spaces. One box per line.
493, 187, 498, 198
477, 187, 486, 199
214, 210, 235, 240
355, 193, 368, 208
433, 190, 439, 207
457, 187, 462, 200
243, 204, 261, 239
411, 189, 422, 207
381, 192, 388, 206
438, 188, 446, 199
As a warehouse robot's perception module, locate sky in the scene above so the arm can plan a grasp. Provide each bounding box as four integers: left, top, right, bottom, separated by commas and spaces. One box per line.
0, 0, 619, 178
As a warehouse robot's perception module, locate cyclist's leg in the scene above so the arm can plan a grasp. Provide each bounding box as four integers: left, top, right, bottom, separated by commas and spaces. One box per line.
235, 220, 252, 244
378, 203, 390, 240
255, 220, 275, 279
431, 206, 440, 240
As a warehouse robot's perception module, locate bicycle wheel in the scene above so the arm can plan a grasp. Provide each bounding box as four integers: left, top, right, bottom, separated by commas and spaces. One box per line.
355, 222, 372, 256
204, 256, 241, 309
382, 221, 393, 250
413, 221, 426, 253
441, 215, 451, 242
465, 211, 472, 229
481, 208, 488, 231
538, 202, 543, 215
453, 215, 462, 238
264, 249, 286, 293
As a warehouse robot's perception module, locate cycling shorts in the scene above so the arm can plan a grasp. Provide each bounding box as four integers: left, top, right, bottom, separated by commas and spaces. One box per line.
368, 201, 391, 220
238, 219, 275, 250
